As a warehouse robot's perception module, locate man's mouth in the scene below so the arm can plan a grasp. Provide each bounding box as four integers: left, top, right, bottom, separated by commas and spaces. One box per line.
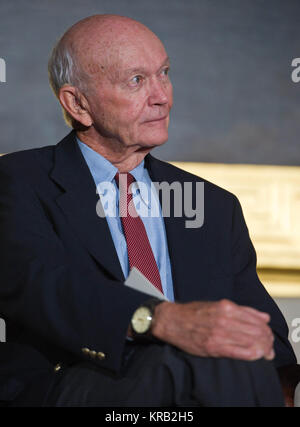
144, 115, 168, 124
136, 146, 154, 152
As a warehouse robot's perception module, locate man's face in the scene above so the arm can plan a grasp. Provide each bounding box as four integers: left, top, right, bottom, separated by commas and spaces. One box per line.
84, 31, 173, 152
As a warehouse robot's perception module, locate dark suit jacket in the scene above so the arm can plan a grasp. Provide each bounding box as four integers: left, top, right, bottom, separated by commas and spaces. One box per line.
0, 131, 296, 403
0, 343, 54, 406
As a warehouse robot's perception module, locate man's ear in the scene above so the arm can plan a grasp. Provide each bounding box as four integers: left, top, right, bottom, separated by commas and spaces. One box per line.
58, 85, 93, 127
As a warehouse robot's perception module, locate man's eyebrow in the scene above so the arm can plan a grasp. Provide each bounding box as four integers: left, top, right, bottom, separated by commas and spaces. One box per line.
160, 57, 171, 68
122, 57, 171, 77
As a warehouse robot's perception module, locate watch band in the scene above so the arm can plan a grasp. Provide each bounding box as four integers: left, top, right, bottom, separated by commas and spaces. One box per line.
130, 298, 164, 341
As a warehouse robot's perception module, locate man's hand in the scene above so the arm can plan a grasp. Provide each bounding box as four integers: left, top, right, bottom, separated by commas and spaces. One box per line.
151, 299, 275, 361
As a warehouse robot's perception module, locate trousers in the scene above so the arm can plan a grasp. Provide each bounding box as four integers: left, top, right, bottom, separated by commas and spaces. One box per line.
40, 342, 284, 407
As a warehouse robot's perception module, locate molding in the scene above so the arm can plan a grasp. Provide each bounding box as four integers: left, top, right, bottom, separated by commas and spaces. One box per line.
258, 269, 300, 298
171, 162, 300, 298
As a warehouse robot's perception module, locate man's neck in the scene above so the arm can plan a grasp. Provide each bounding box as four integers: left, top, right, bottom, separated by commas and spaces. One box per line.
76, 130, 151, 173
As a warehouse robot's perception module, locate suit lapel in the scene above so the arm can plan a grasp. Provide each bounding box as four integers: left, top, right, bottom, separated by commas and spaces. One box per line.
145, 154, 209, 302
49, 135, 208, 298
50, 132, 125, 282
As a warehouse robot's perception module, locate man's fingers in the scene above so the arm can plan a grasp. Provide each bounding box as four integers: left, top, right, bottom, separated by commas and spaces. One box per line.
216, 344, 263, 361
242, 306, 271, 322
155, 300, 275, 362
220, 301, 271, 327
216, 319, 273, 345
208, 320, 274, 359
216, 343, 275, 361
265, 348, 275, 360
229, 319, 273, 340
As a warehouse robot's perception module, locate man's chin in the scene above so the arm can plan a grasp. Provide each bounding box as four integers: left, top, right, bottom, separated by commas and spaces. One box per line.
136, 141, 167, 154
138, 134, 169, 151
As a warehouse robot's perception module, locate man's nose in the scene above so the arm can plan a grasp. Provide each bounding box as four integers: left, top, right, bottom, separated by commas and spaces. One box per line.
148, 78, 169, 106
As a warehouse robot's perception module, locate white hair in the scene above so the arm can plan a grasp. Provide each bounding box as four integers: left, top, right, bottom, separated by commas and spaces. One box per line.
48, 38, 86, 128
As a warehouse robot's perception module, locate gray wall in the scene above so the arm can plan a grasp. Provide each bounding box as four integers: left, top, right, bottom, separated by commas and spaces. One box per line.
0, 0, 300, 164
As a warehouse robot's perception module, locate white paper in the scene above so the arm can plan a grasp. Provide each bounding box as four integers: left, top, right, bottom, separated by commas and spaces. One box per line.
125, 267, 169, 301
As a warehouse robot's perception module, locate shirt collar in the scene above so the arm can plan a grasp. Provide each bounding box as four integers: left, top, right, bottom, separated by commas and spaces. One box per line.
76, 137, 151, 206
77, 137, 118, 186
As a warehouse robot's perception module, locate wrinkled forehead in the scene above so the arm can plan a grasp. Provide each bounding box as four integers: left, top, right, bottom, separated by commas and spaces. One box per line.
74, 24, 168, 78
107, 37, 167, 74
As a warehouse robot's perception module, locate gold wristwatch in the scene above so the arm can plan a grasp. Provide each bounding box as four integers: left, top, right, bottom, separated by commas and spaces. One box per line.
130, 298, 164, 340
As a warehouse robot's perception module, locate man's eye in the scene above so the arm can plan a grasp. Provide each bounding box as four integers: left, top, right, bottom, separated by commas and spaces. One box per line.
161, 67, 170, 76
131, 75, 143, 85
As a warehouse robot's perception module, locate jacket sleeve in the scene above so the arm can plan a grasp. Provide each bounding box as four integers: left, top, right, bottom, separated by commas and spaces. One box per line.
0, 162, 148, 373
231, 195, 297, 368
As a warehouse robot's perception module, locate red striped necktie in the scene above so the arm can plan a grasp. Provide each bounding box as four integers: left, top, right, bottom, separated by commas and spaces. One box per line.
115, 172, 163, 293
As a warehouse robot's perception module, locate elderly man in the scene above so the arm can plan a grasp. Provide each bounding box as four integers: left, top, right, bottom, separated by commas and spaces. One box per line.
0, 15, 297, 407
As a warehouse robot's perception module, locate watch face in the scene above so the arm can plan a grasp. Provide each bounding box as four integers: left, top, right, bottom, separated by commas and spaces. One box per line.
131, 306, 152, 334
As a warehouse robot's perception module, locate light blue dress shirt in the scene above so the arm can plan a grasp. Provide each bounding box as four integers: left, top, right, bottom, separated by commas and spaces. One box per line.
77, 138, 174, 302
